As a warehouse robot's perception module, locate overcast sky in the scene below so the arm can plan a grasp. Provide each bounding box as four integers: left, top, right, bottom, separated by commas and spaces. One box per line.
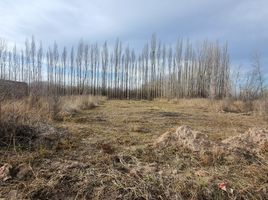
0, 0, 267, 75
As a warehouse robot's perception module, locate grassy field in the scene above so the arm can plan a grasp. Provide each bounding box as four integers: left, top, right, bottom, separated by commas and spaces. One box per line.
0, 98, 268, 199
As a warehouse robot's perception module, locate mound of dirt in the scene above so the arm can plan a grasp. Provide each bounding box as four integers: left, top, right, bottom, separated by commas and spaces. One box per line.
154, 125, 215, 152
155, 126, 268, 155
222, 128, 268, 153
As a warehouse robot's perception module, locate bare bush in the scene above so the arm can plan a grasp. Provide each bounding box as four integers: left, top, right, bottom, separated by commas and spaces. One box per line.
253, 93, 268, 117
240, 52, 265, 101
220, 99, 253, 113
0, 97, 70, 150
49, 95, 61, 120
61, 95, 103, 114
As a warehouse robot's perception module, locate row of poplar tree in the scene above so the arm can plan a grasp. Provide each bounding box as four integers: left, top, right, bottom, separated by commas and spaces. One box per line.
0, 35, 230, 100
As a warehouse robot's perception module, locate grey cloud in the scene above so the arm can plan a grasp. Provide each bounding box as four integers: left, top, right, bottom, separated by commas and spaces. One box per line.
0, 0, 267, 76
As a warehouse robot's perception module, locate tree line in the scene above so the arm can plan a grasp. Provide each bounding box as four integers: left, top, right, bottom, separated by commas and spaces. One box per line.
0, 35, 230, 100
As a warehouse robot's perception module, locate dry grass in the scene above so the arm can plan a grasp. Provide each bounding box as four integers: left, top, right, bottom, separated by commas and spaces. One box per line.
61, 95, 105, 114
0, 95, 104, 122
253, 95, 268, 118
0, 98, 268, 199
0, 95, 101, 150
212, 96, 268, 119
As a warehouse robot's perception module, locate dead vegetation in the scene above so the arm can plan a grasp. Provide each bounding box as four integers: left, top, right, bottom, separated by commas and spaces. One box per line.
0, 99, 268, 199
0, 95, 102, 150
154, 126, 213, 152
155, 125, 268, 154
222, 127, 268, 153
60, 95, 104, 117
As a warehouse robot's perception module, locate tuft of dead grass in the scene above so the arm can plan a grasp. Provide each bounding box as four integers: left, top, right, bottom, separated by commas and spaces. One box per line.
155, 125, 268, 164
213, 96, 268, 119
154, 125, 214, 152
222, 127, 268, 154
219, 99, 251, 113
61, 95, 99, 113
253, 95, 268, 118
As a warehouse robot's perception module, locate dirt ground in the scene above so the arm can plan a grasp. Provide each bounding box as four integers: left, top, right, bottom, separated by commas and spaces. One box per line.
1, 99, 268, 199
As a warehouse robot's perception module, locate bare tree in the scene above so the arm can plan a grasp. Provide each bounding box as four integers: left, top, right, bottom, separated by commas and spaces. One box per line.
0, 36, 237, 101
241, 52, 265, 100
